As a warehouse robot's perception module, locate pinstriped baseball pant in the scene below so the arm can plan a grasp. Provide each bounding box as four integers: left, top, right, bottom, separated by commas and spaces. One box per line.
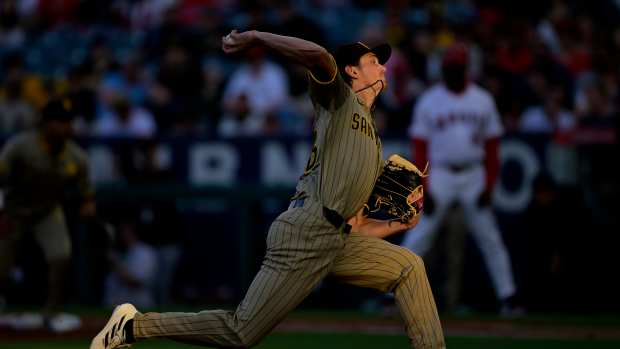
133, 200, 445, 348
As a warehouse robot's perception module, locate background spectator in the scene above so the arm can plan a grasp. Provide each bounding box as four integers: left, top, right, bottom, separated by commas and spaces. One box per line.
93, 97, 157, 138
0, 76, 36, 134
519, 85, 576, 134
104, 221, 157, 309
220, 46, 290, 137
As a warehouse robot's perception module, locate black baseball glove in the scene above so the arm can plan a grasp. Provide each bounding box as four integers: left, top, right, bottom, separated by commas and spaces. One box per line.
365, 154, 428, 223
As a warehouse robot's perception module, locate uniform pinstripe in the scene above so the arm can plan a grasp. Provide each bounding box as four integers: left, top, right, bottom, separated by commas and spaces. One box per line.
331, 234, 444, 347
132, 56, 445, 348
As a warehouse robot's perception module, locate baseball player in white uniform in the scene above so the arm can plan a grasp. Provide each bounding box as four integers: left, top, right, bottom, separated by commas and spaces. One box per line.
401, 43, 517, 311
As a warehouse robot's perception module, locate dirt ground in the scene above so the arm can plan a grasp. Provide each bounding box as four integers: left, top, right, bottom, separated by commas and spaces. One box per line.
2, 314, 620, 342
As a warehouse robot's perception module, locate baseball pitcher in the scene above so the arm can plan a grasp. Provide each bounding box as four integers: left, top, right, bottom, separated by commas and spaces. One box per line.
92, 30, 445, 349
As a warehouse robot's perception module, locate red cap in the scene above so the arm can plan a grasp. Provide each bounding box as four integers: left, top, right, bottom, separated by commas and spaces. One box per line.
442, 42, 469, 67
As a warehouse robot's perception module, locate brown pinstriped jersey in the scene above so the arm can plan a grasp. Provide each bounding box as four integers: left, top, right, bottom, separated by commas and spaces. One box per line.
0, 130, 92, 219
295, 56, 382, 219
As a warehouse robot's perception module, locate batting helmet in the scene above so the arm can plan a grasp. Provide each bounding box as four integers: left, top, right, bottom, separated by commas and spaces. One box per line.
442, 42, 469, 68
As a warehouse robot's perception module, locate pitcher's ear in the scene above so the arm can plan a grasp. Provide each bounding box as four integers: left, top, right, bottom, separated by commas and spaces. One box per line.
345, 65, 358, 79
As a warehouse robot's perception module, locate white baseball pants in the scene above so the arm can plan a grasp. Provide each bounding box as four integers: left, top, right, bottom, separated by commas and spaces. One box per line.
401, 165, 516, 300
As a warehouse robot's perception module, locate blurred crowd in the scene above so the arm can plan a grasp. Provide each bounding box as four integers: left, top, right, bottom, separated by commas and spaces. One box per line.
0, 0, 618, 139
1, 0, 619, 313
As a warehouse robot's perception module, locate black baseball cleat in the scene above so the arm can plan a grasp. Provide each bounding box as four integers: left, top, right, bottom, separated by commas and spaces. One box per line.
90, 303, 138, 349
499, 295, 526, 318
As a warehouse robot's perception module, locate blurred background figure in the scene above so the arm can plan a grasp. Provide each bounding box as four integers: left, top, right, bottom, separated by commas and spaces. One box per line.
93, 96, 157, 138
220, 46, 290, 137
0, 76, 36, 134
121, 139, 182, 306
520, 173, 575, 312
0, 0, 25, 51
519, 85, 575, 135
65, 62, 98, 135
401, 42, 520, 315
149, 43, 205, 135
0, 98, 95, 332
104, 220, 157, 309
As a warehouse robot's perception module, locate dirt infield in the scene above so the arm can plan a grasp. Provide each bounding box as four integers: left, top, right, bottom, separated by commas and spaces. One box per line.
2, 314, 620, 342
277, 317, 620, 340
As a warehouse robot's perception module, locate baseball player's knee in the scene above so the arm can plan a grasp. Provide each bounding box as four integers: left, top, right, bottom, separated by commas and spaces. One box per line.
390, 249, 426, 291
468, 225, 504, 250
223, 320, 266, 348
230, 330, 263, 348
402, 249, 425, 270
404, 251, 427, 279
48, 257, 70, 274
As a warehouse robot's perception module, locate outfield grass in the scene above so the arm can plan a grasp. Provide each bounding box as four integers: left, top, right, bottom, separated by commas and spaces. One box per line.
4, 333, 620, 349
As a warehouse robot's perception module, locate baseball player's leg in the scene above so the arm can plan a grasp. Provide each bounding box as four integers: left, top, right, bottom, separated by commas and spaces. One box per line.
460, 169, 515, 300
401, 169, 456, 256
331, 233, 445, 348
132, 216, 343, 347
400, 206, 449, 256
32, 207, 72, 315
442, 205, 467, 310
462, 204, 516, 299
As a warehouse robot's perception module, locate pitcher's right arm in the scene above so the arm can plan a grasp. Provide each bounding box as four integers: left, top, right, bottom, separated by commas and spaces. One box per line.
222, 30, 336, 84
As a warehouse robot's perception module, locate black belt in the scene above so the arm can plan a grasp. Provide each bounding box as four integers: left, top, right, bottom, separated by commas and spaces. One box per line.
289, 198, 351, 235
322, 207, 352, 235
445, 162, 479, 172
